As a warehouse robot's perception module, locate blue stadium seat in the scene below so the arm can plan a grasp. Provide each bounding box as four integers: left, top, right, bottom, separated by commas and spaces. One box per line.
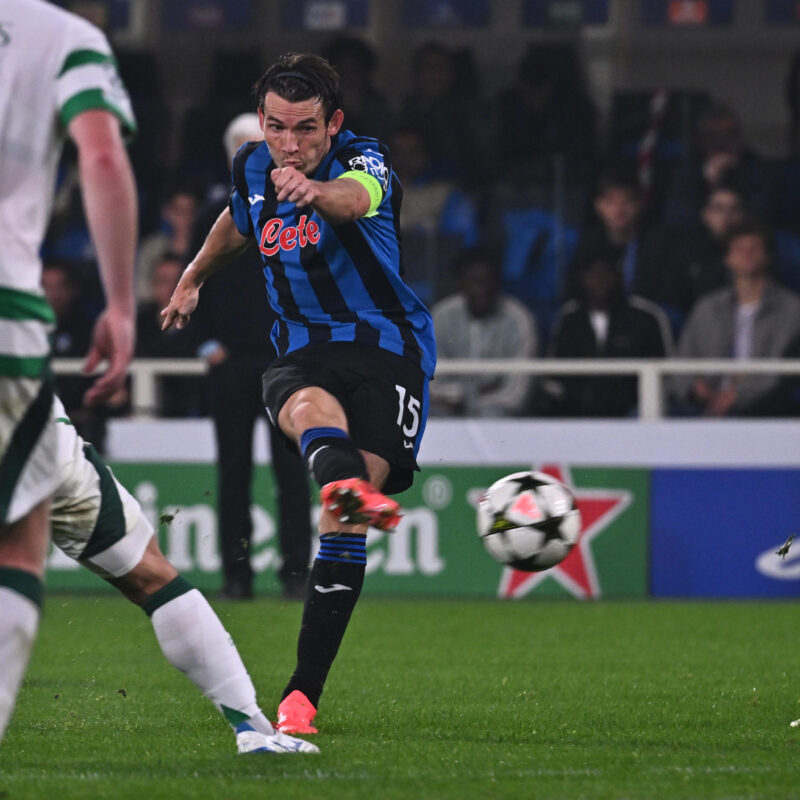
500, 206, 578, 337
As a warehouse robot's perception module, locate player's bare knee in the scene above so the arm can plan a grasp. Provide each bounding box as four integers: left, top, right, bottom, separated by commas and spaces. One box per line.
110, 538, 178, 604
280, 387, 346, 439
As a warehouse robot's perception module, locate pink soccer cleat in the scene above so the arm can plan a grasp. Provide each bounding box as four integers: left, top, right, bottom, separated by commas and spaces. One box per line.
277, 690, 319, 735
320, 478, 402, 531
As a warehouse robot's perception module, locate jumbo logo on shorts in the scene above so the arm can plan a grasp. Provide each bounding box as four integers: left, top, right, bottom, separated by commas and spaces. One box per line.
259, 215, 321, 257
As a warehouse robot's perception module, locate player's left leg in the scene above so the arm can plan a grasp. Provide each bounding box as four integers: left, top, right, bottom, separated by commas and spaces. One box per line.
108, 537, 316, 753
0, 376, 58, 742
50, 407, 317, 754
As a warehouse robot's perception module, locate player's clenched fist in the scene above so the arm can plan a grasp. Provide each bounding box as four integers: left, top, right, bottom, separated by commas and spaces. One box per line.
271, 166, 321, 207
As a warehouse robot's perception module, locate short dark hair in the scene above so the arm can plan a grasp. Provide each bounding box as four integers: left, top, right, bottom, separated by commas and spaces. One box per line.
724, 219, 774, 257
252, 52, 343, 123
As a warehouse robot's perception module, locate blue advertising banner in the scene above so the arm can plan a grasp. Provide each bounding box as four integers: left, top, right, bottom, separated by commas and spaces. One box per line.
651, 469, 800, 598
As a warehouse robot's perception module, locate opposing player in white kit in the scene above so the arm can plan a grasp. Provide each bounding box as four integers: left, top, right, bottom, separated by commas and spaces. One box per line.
0, 0, 316, 754
0, 0, 137, 741
49, 400, 317, 754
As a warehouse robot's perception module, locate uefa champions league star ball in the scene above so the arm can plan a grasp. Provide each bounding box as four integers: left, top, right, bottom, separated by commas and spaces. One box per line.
477, 471, 582, 572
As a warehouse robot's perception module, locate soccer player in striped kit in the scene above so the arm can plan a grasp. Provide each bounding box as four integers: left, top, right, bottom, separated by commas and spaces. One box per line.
163, 52, 436, 734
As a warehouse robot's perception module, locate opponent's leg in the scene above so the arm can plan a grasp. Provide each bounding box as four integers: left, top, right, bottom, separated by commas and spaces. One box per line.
0, 499, 49, 741
108, 537, 318, 754
50, 406, 317, 754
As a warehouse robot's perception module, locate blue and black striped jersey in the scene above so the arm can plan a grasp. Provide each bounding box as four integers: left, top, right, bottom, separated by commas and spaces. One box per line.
228, 129, 436, 378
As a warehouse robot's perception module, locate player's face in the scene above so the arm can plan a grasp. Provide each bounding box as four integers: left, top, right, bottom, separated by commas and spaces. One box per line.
259, 93, 343, 175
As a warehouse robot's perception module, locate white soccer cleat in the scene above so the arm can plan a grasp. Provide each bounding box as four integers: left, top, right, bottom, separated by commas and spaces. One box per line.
790, 719, 800, 728
235, 723, 320, 754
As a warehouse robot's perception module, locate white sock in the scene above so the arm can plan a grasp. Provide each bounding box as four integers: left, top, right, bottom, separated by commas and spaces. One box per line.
0, 586, 40, 742
149, 588, 275, 735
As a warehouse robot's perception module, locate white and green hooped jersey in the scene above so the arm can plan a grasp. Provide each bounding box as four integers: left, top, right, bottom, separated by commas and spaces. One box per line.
0, 0, 135, 377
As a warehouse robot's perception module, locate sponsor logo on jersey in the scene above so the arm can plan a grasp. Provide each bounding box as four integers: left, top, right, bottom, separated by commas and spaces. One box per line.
258, 214, 320, 257
347, 151, 389, 191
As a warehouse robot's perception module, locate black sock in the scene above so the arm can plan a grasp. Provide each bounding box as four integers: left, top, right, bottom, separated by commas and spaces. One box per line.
282, 534, 366, 707
299, 426, 368, 486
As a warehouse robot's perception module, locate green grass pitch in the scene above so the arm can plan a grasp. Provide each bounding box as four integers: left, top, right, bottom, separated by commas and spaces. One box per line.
1, 595, 798, 800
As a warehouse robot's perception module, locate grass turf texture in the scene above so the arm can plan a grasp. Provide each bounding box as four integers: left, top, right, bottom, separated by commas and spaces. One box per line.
1, 596, 798, 800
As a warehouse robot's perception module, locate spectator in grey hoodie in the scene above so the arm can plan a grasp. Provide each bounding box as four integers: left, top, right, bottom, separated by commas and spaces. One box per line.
673, 221, 800, 416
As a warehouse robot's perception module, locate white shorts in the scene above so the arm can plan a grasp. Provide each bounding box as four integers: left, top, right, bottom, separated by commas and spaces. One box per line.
0, 377, 59, 525
50, 397, 153, 579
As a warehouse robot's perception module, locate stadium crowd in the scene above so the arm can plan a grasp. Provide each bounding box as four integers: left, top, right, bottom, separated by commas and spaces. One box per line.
42, 35, 800, 438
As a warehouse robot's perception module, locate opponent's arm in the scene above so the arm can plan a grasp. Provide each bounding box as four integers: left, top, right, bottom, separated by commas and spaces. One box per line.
161, 209, 250, 330
271, 167, 371, 224
69, 109, 137, 406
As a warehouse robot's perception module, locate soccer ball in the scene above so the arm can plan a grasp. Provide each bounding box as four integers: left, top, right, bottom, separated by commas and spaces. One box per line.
477, 471, 582, 572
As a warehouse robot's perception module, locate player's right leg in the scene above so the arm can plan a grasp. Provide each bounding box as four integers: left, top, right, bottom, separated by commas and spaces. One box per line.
278, 385, 401, 532
0, 376, 58, 742
49, 403, 317, 754
0, 500, 49, 742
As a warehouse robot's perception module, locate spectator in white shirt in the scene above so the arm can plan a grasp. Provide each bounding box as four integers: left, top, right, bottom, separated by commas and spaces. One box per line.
431, 247, 538, 417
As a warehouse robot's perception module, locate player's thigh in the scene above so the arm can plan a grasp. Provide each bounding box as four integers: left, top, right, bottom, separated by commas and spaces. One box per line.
0, 498, 51, 576
0, 377, 58, 527
263, 347, 349, 442
50, 413, 152, 580
344, 349, 429, 495
278, 385, 349, 440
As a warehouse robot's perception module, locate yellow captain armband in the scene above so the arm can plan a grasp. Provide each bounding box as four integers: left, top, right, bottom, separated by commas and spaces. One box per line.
338, 170, 383, 217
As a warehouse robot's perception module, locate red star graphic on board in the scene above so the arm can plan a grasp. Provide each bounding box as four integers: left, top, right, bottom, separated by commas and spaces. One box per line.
498, 465, 631, 600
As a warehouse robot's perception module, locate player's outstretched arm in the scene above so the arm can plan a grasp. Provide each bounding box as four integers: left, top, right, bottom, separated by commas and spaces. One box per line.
161, 209, 250, 331
271, 167, 371, 225
69, 109, 137, 406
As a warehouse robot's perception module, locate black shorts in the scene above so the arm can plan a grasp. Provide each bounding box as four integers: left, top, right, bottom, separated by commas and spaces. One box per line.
262, 342, 429, 495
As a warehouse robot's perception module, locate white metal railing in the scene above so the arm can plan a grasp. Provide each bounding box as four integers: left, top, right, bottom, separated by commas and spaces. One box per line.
51, 357, 800, 420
